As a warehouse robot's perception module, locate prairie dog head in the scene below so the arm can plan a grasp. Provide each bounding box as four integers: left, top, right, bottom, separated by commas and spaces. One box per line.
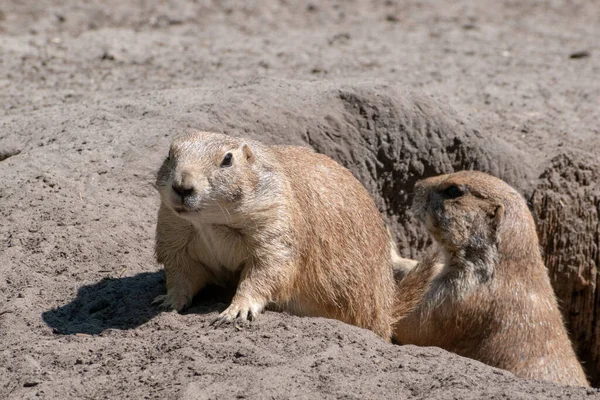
156, 131, 259, 225
412, 171, 535, 263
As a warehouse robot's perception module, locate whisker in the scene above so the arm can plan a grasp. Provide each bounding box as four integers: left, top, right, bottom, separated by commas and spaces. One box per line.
217, 202, 232, 225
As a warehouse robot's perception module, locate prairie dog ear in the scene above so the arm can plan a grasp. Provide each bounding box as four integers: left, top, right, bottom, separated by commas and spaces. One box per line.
490, 203, 505, 244
493, 204, 505, 227
242, 144, 255, 163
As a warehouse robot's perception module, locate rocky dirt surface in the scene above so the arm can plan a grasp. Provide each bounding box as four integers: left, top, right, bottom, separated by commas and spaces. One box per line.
1, 1, 599, 398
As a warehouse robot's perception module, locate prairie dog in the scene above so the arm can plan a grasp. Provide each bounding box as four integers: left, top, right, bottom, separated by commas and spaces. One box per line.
153, 131, 395, 339
393, 170, 589, 387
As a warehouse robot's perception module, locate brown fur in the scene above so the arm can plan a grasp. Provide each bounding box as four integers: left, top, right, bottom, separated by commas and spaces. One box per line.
153, 131, 395, 339
393, 250, 441, 321
392, 170, 589, 387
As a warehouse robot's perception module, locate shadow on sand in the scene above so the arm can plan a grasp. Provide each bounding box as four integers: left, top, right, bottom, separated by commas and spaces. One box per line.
42, 271, 235, 335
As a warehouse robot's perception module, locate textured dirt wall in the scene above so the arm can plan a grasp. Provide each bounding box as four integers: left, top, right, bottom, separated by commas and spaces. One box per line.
531, 153, 600, 386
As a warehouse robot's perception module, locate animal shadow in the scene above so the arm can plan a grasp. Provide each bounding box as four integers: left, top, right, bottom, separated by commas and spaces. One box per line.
42, 271, 234, 335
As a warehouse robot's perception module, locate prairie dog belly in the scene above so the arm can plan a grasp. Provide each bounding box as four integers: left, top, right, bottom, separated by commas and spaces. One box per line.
190, 224, 250, 279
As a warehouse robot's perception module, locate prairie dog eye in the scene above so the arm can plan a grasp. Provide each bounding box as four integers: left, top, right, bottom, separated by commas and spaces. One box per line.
221, 152, 233, 167
442, 185, 464, 199
167, 148, 173, 161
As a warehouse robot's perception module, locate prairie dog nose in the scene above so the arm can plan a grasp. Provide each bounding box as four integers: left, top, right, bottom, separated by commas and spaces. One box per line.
172, 182, 194, 198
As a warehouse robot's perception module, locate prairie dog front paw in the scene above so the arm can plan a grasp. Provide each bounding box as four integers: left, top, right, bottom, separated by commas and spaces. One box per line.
152, 292, 192, 312
211, 297, 266, 327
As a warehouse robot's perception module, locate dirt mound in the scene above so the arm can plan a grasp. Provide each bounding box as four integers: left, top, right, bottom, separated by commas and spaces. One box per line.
1, 76, 596, 399
1, 0, 600, 398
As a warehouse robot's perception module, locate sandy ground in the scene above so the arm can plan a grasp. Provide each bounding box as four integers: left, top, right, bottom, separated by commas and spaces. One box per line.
1, 1, 599, 398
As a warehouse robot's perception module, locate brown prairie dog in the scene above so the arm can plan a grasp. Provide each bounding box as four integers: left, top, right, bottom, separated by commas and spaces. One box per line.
393, 170, 589, 387
153, 131, 395, 339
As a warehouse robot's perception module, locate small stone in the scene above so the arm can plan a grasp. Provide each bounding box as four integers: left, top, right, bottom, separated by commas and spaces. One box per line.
569, 50, 590, 59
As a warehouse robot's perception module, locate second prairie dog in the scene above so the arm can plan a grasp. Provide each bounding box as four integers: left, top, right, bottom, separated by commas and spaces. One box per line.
393, 170, 589, 387
153, 131, 395, 339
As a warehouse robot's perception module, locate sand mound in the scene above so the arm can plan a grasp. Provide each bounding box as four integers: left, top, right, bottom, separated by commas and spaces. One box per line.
1, 0, 600, 398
